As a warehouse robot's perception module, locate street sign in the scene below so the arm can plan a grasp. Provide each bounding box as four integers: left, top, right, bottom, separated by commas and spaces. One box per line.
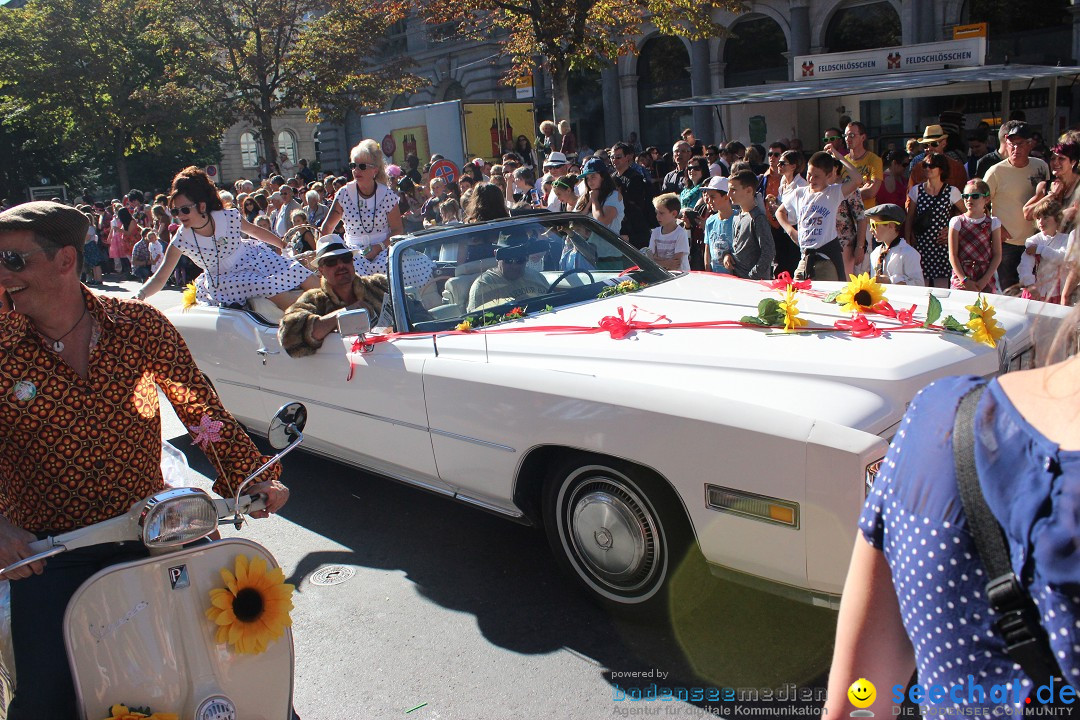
381, 134, 397, 158
204, 165, 218, 179
430, 159, 459, 185
953, 23, 988, 40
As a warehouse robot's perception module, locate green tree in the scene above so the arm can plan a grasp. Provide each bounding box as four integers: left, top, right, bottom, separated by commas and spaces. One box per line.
0, 0, 229, 192
415, 0, 745, 124
162, 0, 423, 167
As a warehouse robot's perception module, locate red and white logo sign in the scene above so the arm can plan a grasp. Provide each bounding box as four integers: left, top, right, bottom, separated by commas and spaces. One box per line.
887, 52, 902, 69
801, 62, 814, 77
381, 134, 397, 158
429, 159, 459, 185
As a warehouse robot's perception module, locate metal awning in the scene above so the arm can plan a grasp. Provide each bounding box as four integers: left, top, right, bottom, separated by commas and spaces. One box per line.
646, 64, 1080, 108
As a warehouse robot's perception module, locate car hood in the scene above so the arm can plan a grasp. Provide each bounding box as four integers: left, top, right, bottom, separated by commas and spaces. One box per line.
477, 273, 1065, 435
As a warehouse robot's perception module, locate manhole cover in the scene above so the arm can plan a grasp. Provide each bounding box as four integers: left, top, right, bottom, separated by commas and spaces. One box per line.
309, 565, 356, 586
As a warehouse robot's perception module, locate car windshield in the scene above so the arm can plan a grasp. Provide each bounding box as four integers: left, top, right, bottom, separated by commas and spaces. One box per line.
391, 215, 674, 332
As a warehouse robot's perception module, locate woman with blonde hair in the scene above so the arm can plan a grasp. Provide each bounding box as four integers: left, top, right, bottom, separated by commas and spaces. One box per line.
558, 119, 577, 161
319, 138, 403, 275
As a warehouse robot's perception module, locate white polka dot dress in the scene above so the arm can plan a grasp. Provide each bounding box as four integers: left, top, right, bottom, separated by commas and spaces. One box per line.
335, 181, 400, 275
173, 208, 312, 306
861, 376, 1080, 714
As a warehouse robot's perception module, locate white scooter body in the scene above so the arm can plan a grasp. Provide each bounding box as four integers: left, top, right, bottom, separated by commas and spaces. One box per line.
65, 537, 292, 719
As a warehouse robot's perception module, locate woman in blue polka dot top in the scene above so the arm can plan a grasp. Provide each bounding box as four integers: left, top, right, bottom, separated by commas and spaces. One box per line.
825, 322, 1080, 718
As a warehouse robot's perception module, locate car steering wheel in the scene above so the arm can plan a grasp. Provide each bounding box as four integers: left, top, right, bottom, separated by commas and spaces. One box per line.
547, 269, 595, 292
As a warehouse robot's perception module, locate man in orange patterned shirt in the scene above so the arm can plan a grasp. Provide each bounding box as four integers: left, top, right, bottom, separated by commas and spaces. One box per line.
0, 201, 289, 718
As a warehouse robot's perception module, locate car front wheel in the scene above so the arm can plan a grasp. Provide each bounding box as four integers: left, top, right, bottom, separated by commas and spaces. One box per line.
543, 457, 693, 614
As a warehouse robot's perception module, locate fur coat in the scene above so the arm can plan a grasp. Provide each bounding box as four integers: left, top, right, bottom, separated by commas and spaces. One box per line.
278, 273, 389, 357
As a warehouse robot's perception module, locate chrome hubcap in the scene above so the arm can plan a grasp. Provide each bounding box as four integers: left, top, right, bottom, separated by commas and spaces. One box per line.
567, 478, 658, 592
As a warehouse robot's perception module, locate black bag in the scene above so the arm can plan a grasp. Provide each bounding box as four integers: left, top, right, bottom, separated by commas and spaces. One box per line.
953, 386, 1074, 713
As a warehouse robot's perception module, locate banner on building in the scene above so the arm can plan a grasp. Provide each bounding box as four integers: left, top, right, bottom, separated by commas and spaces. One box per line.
795, 37, 986, 82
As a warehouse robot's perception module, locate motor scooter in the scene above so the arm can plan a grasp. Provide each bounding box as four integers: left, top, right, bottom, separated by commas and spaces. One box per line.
0, 402, 308, 720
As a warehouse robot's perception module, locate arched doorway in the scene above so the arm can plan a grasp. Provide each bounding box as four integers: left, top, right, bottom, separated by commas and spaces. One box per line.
824, 1, 901, 52
724, 16, 788, 88
637, 36, 692, 150
569, 68, 604, 155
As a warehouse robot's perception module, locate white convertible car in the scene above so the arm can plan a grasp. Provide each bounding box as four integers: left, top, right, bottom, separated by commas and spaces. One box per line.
167, 214, 1069, 612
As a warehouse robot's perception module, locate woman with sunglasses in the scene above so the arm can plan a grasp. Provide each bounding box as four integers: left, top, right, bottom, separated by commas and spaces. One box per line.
319, 139, 404, 276
1023, 134, 1080, 233
906, 153, 964, 287
242, 196, 260, 224
135, 166, 317, 311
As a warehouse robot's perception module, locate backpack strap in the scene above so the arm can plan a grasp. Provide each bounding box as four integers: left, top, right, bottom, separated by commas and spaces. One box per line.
953, 384, 1065, 686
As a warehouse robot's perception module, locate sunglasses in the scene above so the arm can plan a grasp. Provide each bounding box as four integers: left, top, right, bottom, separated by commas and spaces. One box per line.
689, 166, 707, 173
319, 254, 353, 268
869, 220, 901, 228
961, 192, 990, 199
0, 248, 46, 273
502, 256, 527, 264
823, 136, 842, 143
768, 152, 782, 158
922, 161, 939, 169
348, 162, 372, 171
170, 202, 198, 217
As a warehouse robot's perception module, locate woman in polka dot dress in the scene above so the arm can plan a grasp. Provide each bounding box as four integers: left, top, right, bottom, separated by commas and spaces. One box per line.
320, 138, 404, 277
825, 349, 1080, 716
136, 167, 318, 310
906, 153, 965, 288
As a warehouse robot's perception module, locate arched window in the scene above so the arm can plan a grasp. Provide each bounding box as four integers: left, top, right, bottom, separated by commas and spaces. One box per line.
824, 1, 901, 52
637, 36, 692, 149
724, 16, 788, 88
277, 130, 298, 164
240, 131, 260, 168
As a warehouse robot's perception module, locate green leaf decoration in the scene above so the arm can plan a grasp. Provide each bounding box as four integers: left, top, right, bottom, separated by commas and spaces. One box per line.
824, 290, 842, 303
741, 316, 770, 326
924, 294, 942, 328
758, 298, 785, 326
942, 315, 970, 334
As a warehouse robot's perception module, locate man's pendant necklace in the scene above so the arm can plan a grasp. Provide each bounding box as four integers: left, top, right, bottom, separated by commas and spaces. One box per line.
38, 306, 88, 353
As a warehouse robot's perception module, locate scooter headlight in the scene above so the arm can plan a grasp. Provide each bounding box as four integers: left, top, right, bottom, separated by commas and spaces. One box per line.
139, 488, 219, 548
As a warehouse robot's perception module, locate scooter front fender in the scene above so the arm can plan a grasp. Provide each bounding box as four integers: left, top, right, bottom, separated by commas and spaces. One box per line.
64, 537, 293, 719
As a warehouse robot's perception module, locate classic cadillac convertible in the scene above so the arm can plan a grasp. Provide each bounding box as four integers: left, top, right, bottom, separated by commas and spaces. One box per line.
167, 214, 1069, 612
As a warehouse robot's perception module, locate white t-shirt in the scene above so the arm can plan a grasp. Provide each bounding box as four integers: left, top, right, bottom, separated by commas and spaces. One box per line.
869, 239, 924, 286
780, 183, 846, 250
148, 239, 165, 271
1023, 230, 1072, 298
778, 175, 808, 199
648, 225, 690, 273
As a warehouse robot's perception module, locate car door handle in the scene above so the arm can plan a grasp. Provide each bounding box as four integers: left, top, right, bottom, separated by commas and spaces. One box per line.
256, 348, 279, 365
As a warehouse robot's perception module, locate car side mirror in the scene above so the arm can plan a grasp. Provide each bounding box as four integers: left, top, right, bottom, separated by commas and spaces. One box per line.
268, 401, 307, 450
338, 308, 371, 338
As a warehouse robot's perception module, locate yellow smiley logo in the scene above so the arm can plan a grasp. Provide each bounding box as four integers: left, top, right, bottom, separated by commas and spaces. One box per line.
847, 678, 876, 709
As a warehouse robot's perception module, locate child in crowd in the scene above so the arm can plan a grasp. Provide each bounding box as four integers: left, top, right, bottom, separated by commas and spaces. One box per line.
701, 177, 734, 274
82, 211, 103, 285
867, 203, 924, 286
1020, 198, 1072, 302
438, 198, 462, 225
146, 230, 164, 275
130, 228, 153, 282
728, 170, 775, 280
948, 178, 1001, 293
775, 148, 862, 281
647, 193, 690, 272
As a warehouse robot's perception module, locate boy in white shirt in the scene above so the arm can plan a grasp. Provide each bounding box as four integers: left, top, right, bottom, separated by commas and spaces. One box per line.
647, 193, 690, 272
776, 148, 862, 281
1020, 198, 1072, 302
866, 204, 924, 286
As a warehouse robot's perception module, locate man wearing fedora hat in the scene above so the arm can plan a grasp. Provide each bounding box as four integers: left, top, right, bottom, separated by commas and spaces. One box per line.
908, 124, 968, 192
279, 234, 390, 357
466, 229, 549, 312
0, 201, 288, 716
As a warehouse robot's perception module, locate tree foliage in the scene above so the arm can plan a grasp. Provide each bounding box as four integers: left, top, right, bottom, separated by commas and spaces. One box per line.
0, 0, 228, 193
157, 0, 424, 164
415, 0, 745, 120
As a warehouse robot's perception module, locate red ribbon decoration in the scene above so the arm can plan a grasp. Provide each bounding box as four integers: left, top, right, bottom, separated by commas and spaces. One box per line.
870, 301, 920, 327
768, 271, 812, 292
833, 314, 883, 339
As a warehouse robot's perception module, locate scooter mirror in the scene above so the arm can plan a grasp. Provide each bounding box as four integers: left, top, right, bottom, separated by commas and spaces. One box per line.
268, 402, 307, 450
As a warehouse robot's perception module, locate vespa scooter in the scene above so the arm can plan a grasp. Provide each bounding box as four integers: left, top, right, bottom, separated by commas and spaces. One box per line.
0, 401, 308, 720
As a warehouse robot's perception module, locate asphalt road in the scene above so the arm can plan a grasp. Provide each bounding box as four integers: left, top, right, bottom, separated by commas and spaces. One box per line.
103, 278, 840, 719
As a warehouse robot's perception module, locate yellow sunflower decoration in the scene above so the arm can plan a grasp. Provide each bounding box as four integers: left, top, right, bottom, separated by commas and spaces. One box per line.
102, 705, 177, 720
779, 286, 807, 332
966, 296, 1006, 348
181, 282, 198, 310
206, 554, 294, 655
835, 273, 886, 314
